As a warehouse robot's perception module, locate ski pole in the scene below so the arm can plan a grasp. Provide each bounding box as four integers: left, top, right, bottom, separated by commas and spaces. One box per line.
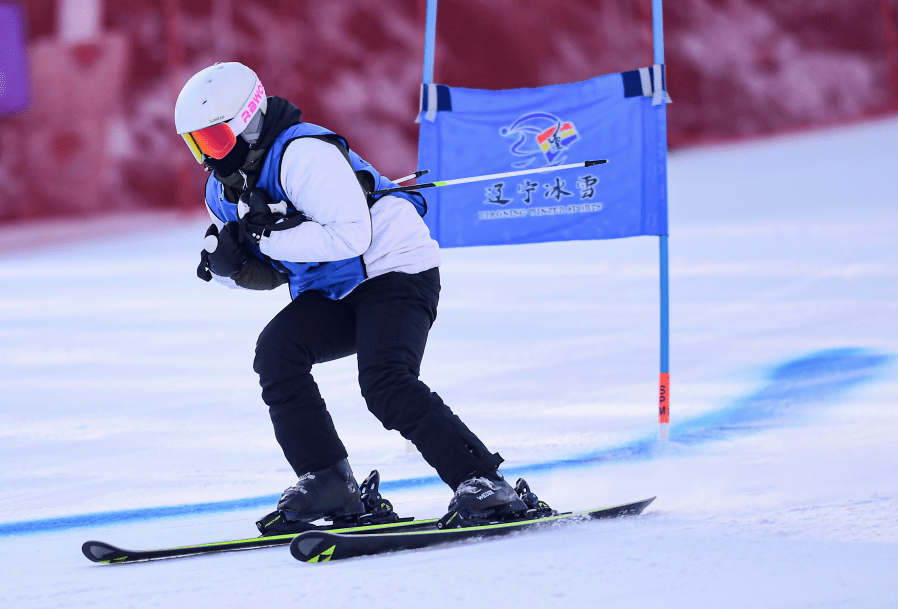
391, 169, 430, 184
371, 159, 608, 196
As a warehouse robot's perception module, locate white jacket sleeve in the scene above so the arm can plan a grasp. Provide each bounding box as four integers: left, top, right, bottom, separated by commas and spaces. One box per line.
258, 138, 372, 263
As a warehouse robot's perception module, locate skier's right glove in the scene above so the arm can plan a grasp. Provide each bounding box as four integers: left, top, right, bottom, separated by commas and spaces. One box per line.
196, 223, 248, 281
238, 187, 305, 245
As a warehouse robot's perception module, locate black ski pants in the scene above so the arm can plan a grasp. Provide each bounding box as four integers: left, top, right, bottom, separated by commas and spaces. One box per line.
253, 268, 502, 490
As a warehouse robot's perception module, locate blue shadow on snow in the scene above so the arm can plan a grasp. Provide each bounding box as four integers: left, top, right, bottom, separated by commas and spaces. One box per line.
0, 347, 889, 538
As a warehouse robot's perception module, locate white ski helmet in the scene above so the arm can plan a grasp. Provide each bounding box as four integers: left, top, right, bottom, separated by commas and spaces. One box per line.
175, 62, 268, 163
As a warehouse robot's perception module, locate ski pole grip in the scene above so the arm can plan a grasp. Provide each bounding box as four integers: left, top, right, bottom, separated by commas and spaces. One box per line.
268, 201, 288, 215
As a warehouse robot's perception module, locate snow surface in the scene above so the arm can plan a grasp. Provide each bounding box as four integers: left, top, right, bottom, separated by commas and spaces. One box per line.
1, 118, 897, 607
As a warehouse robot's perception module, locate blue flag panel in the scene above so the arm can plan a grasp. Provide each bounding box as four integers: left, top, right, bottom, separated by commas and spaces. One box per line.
417, 68, 668, 247
0, 3, 29, 115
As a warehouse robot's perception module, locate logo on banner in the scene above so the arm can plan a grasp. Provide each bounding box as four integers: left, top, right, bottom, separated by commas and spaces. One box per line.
499, 112, 580, 168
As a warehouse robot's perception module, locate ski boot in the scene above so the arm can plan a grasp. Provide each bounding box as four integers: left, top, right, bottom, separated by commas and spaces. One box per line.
438, 474, 557, 529
438, 469, 528, 528
255, 459, 362, 535
277, 458, 364, 522
257, 468, 405, 536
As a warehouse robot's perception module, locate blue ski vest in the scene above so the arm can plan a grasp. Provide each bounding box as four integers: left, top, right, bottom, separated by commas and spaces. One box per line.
205, 122, 426, 300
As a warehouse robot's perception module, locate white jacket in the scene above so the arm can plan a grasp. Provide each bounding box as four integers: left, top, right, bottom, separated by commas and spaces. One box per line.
208, 137, 441, 292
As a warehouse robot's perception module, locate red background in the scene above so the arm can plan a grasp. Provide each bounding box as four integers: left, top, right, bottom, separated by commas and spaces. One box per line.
1, 0, 896, 223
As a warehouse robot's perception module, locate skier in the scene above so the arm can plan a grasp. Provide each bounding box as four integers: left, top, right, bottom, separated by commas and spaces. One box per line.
174, 62, 526, 525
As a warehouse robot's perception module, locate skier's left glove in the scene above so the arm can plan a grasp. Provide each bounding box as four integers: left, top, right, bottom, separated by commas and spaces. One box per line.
196, 223, 248, 281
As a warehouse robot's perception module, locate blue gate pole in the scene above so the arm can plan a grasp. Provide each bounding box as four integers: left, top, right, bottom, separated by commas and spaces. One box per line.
653, 0, 671, 442
422, 0, 438, 85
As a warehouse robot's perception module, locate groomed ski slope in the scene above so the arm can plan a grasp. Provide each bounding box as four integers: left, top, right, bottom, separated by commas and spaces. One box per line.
0, 117, 896, 607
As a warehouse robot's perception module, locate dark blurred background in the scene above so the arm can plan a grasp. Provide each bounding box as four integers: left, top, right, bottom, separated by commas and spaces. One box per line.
1, 0, 896, 223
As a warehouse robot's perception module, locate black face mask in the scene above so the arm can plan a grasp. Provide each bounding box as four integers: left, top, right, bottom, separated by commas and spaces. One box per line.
204, 136, 250, 179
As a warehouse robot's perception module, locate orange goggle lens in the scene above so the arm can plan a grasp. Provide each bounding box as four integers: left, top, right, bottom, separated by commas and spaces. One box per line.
182, 123, 237, 163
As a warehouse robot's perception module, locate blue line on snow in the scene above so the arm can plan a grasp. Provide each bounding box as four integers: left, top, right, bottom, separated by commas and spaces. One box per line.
512, 347, 892, 472
0, 347, 889, 538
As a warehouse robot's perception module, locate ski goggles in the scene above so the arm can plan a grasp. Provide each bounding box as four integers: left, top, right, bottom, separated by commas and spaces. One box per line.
180, 78, 266, 163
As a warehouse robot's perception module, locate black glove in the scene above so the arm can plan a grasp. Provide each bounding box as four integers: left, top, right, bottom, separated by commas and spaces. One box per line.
238, 188, 281, 245
238, 187, 306, 245
197, 224, 217, 282
196, 223, 248, 281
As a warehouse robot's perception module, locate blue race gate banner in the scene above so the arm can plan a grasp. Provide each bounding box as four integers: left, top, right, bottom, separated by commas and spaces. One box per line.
417, 68, 669, 248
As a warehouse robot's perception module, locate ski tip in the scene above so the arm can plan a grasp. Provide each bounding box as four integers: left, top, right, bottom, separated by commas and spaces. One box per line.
625, 496, 656, 514
290, 532, 335, 563
82, 541, 129, 564
585, 496, 657, 521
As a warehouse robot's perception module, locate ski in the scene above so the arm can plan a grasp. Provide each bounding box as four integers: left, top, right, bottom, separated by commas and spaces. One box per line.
290, 497, 656, 563
82, 469, 427, 564
82, 517, 436, 564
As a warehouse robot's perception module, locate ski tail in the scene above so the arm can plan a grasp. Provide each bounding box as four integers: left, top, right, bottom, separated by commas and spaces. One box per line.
83, 541, 130, 564
81, 533, 299, 564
